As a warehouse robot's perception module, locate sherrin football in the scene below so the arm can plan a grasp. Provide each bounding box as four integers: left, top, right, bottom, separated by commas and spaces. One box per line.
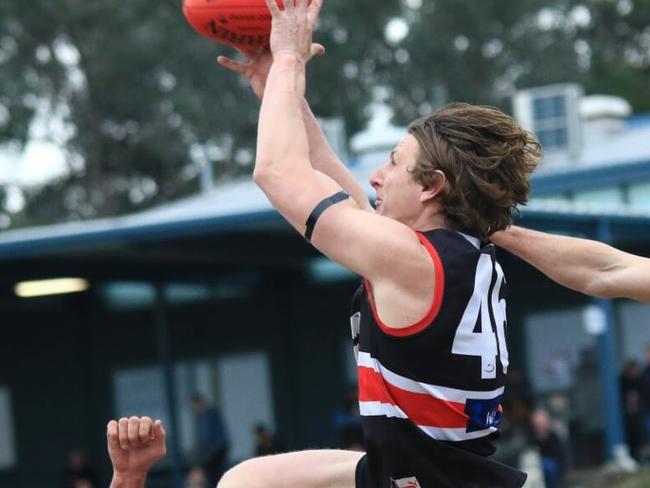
182, 0, 282, 48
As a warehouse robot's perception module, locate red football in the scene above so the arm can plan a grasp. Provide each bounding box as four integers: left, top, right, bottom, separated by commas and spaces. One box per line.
183, 0, 282, 48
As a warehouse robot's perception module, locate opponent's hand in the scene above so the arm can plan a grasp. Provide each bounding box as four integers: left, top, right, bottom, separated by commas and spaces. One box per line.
218, 44, 324, 99
266, 0, 323, 62
107, 417, 166, 478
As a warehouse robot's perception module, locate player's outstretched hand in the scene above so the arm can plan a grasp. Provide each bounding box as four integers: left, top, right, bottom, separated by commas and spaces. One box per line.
107, 417, 166, 485
217, 43, 324, 100
266, 0, 323, 62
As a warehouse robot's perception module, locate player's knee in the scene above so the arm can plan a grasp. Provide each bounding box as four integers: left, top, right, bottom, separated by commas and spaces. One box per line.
217, 458, 265, 488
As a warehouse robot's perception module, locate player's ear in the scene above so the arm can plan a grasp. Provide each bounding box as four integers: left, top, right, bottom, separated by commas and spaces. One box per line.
419, 170, 446, 203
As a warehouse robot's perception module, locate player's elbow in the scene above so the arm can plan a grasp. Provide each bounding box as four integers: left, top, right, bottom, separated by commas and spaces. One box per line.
253, 163, 278, 190
582, 272, 620, 299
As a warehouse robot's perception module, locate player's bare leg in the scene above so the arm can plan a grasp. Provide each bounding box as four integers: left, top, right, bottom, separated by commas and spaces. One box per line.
217, 449, 363, 488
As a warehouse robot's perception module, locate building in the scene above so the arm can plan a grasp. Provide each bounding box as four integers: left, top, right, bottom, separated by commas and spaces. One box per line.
1, 89, 650, 487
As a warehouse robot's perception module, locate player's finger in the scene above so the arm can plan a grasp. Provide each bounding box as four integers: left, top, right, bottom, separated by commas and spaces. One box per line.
107, 420, 120, 449
309, 43, 325, 58
307, 0, 323, 26
217, 56, 247, 75
283, 0, 295, 13
128, 416, 141, 446
154, 419, 166, 440
118, 417, 129, 449
266, 0, 282, 17
139, 416, 153, 444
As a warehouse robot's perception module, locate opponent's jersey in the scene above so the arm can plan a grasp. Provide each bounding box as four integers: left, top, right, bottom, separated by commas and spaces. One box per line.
351, 229, 526, 488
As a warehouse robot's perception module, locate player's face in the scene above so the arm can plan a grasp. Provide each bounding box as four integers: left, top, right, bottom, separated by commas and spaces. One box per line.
369, 135, 424, 225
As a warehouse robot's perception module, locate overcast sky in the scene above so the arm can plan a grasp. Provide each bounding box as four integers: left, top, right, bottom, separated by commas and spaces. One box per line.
0, 141, 67, 186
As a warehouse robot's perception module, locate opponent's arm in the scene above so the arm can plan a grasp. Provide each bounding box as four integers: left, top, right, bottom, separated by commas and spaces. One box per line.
218, 49, 371, 211
108, 417, 166, 488
492, 226, 650, 302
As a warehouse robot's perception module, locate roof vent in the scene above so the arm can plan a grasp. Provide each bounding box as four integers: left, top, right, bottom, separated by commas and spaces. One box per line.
580, 95, 631, 135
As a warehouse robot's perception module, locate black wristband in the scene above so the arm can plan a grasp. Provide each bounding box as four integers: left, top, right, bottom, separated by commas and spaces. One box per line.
304, 191, 350, 242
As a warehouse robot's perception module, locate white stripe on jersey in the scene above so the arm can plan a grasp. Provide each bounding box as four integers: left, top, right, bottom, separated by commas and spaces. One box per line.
359, 400, 408, 419
357, 351, 504, 404
359, 401, 498, 442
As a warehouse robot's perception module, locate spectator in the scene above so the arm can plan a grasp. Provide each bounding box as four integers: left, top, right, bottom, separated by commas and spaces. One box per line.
620, 360, 644, 460
190, 393, 229, 486
185, 466, 208, 488
253, 424, 285, 457
639, 346, 650, 457
74, 480, 95, 488
61, 449, 98, 488
530, 409, 568, 488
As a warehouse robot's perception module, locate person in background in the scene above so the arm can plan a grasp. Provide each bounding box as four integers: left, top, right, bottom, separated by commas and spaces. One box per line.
530, 409, 568, 488
61, 448, 99, 488
253, 424, 285, 457
190, 393, 230, 486
638, 347, 650, 460
73, 479, 96, 488
185, 465, 209, 488
620, 360, 644, 460
107, 416, 166, 488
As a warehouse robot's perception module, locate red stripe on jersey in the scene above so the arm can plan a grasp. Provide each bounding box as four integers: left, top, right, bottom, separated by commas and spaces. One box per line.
364, 231, 445, 337
358, 366, 468, 428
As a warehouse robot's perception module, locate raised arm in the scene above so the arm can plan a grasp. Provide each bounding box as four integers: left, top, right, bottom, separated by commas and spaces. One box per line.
107, 417, 166, 488
492, 226, 650, 302
253, 0, 434, 328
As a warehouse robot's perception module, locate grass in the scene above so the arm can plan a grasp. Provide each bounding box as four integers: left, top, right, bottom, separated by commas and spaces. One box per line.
568, 468, 650, 488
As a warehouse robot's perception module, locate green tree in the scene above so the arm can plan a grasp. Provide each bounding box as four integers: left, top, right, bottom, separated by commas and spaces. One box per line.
0, 0, 402, 226
1, 0, 648, 227
578, 0, 650, 113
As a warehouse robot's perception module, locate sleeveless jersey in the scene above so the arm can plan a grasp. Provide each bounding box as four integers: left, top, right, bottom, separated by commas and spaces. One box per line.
351, 229, 526, 488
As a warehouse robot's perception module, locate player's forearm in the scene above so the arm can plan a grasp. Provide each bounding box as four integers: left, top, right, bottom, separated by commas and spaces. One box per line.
302, 100, 373, 211
492, 226, 620, 297
110, 473, 146, 488
255, 54, 309, 181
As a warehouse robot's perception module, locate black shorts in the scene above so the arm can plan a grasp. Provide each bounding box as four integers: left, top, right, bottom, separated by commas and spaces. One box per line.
354, 452, 526, 488
355, 455, 371, 488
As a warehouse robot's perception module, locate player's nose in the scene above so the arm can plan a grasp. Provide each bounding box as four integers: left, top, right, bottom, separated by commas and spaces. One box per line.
370, 165, 385, 189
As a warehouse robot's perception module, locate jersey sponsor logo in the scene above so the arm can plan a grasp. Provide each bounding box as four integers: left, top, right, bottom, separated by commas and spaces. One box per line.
464, 396, 503, 432
390, 476, 421, 488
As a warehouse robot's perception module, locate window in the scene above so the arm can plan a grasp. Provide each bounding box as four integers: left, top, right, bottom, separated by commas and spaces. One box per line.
217, 353, 275, 461
532, 95, 569, 151
525, 308, 595, 393
618, 302, 650, 366
513, 84, 583, 160
112, 352, 275, 463
0, 387, 16, 469
629, 182, 650, 208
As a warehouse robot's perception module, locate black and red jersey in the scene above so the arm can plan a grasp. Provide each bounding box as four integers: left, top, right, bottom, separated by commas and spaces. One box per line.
351, 229, 526, 488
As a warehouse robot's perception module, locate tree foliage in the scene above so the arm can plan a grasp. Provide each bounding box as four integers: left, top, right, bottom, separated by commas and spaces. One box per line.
0, 0, 648, 227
